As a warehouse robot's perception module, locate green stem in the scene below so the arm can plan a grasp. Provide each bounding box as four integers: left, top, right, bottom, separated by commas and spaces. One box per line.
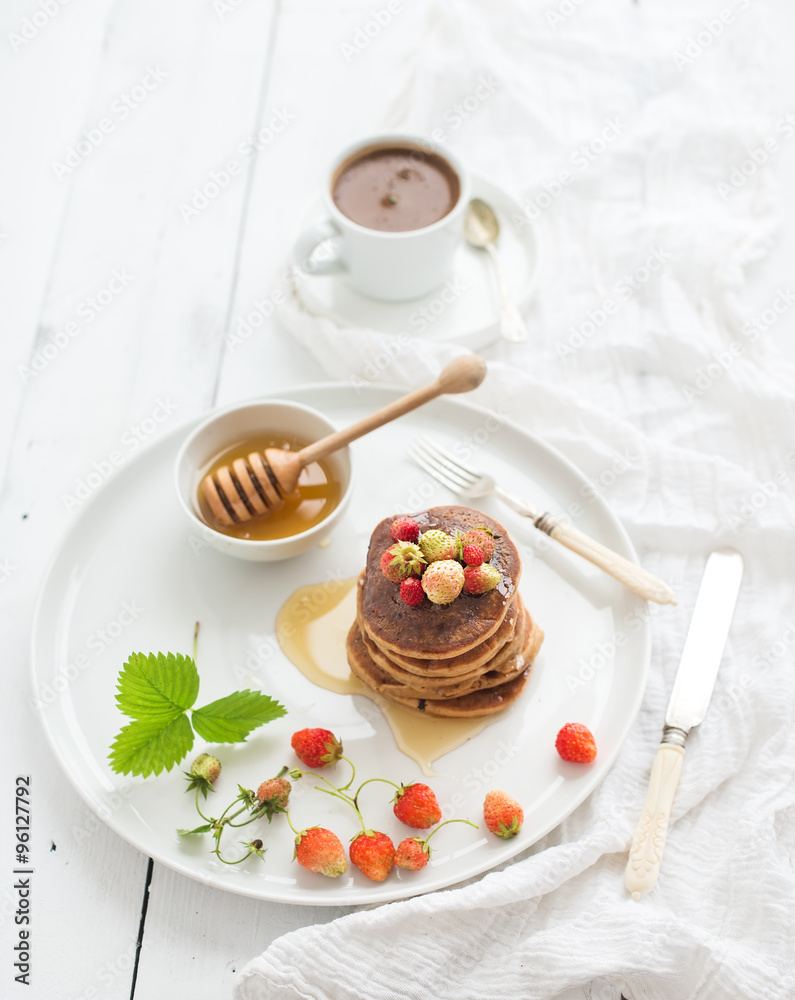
314, 785, 356, 809
285, 810, 299, 836
212, 846, 257, 866
194, 787, 213, 824
353, 776, 398, 809
193, 620, 200, 660
337, 756, 357, 792
314, 786, 367, 832
424, 818, 479, 846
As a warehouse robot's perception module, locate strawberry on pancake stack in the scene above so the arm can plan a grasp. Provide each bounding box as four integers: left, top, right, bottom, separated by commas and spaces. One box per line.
346, 506, 543, 717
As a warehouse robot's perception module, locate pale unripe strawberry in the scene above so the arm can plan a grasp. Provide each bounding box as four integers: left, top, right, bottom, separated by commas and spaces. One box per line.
256, 776, 291, 809
459, 528, 495, 561
191, 753, 221, 784
421, 560, 465, 604
463, 563, 501, 595
419, 530, 457, 563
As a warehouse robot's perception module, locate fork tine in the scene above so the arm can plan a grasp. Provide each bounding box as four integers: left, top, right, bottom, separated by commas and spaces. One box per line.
409, 438, 475, 490
406, 442, 467, 495
414, 434, 481, 485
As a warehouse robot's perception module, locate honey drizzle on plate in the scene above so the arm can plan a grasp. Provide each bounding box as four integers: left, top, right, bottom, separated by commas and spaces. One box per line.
276, 578, 489, 776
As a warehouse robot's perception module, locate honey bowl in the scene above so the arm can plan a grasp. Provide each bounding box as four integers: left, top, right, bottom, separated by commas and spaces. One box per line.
174, 400, 354, 562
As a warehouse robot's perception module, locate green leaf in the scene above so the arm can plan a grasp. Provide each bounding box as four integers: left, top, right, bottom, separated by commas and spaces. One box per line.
109, 715, 194, 777
116, 652, 200, 720
177, 823, 213, 836
191, 690, 286, 744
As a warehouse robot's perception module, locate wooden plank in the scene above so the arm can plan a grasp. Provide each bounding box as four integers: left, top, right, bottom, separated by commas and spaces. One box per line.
0, 0, 117, 474
134, 864, 356, 1000
216, 0, 429, 405
1, 0, 279, 995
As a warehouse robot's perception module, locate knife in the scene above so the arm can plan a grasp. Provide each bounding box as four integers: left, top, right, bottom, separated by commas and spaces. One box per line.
624, 548, 744, 898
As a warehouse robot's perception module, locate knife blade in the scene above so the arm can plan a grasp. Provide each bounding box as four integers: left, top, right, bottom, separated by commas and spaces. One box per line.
624, 548, 744, 898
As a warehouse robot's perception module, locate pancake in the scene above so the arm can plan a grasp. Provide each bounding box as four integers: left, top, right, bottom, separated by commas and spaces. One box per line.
361, 605, 531, 690
358, 573, 523, 677
354, 616, 541, 701
347, 621, 534, 718
360, 506, 521, 659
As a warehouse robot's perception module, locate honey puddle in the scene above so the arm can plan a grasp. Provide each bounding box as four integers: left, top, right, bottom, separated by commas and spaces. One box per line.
276, 578, 489, 776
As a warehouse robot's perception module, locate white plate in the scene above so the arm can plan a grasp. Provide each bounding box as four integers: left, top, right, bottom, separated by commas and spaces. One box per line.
32, 385, 649, 906
294, 177, 540, 352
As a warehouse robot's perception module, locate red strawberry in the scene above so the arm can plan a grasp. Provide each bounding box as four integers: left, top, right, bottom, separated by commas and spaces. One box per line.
394, 837, 430, 871
380, 541, 426, 583
421, 560, 465, 605
349, 830, 395, 881
555, 723, 597, 763
291, 728, 343, 768
256, 776, 291, 817
483, 789, 524, 839
400, 577, 425, 607
393, 783, 442, 829
459, 528, 495, 561
390, 518, 420, 543
419, 529, 457, 563
462, 544, 485, 567
294, 826, 348, 877
463, 563, 501, 595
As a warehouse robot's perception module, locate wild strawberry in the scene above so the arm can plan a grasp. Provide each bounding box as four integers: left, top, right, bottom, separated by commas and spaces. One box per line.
389, 518, 420, 543
393, 783, 442, 829
291, 728, 343, 768
380, 541, 426, 582
294, 826, 348, 877
462, 544, 485, 566
349, 830, 395, 881
256, 776, 291, 818
555, 723, 597, 763
394, 837, 430, 871
184, 753, 222, 797
463, 563, 501, 595
483, 789, 524, 839
190, 753, 221, 784
421, 560, 465, 605
400, 577, 425, 607
459, 527, 495, 561
419, 529, 457, 563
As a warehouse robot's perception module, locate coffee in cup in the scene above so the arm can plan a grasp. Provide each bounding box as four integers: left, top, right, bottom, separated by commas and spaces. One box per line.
331, 145, 461, 233
293, 134, 470, 302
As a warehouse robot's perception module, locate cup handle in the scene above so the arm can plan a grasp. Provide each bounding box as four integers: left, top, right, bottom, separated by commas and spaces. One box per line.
293, 219, 346, 276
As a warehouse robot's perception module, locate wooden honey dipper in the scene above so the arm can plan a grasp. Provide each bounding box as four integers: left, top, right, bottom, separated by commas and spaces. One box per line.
201, 355, 488, 528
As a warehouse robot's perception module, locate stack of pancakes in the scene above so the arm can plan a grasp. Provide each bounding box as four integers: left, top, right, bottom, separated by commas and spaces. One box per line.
346, 506, 543, 717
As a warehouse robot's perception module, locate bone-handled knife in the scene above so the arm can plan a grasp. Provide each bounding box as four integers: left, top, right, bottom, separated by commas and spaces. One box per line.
624, 548, 744, 898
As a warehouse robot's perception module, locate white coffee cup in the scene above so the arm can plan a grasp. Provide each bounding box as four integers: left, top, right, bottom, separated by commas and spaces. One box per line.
293, 134, 470, 302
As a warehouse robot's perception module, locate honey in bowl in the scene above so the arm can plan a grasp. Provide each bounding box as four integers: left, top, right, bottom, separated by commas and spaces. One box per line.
196, 432, 343, 541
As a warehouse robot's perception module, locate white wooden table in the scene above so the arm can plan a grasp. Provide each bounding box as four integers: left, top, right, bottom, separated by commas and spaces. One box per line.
3, 1, 795, 996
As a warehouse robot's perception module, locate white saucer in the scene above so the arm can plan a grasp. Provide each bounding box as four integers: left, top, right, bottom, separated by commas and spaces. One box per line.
293, 176, 539, 352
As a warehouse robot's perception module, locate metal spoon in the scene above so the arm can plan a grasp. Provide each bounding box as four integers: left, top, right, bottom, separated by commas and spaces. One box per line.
464, 198, 528, 343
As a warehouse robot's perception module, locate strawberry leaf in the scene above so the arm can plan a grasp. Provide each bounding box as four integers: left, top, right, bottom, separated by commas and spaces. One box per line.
109, 714, 194, 777
177, 823, 213, 836
191, 691, 286, 743
116, 652, 199, 720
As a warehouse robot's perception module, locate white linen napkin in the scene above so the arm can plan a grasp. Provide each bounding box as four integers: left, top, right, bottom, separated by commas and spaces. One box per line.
235, 1, 795, 997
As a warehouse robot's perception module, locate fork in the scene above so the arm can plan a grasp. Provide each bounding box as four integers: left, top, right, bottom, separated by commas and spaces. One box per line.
407, 434, 677, 605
